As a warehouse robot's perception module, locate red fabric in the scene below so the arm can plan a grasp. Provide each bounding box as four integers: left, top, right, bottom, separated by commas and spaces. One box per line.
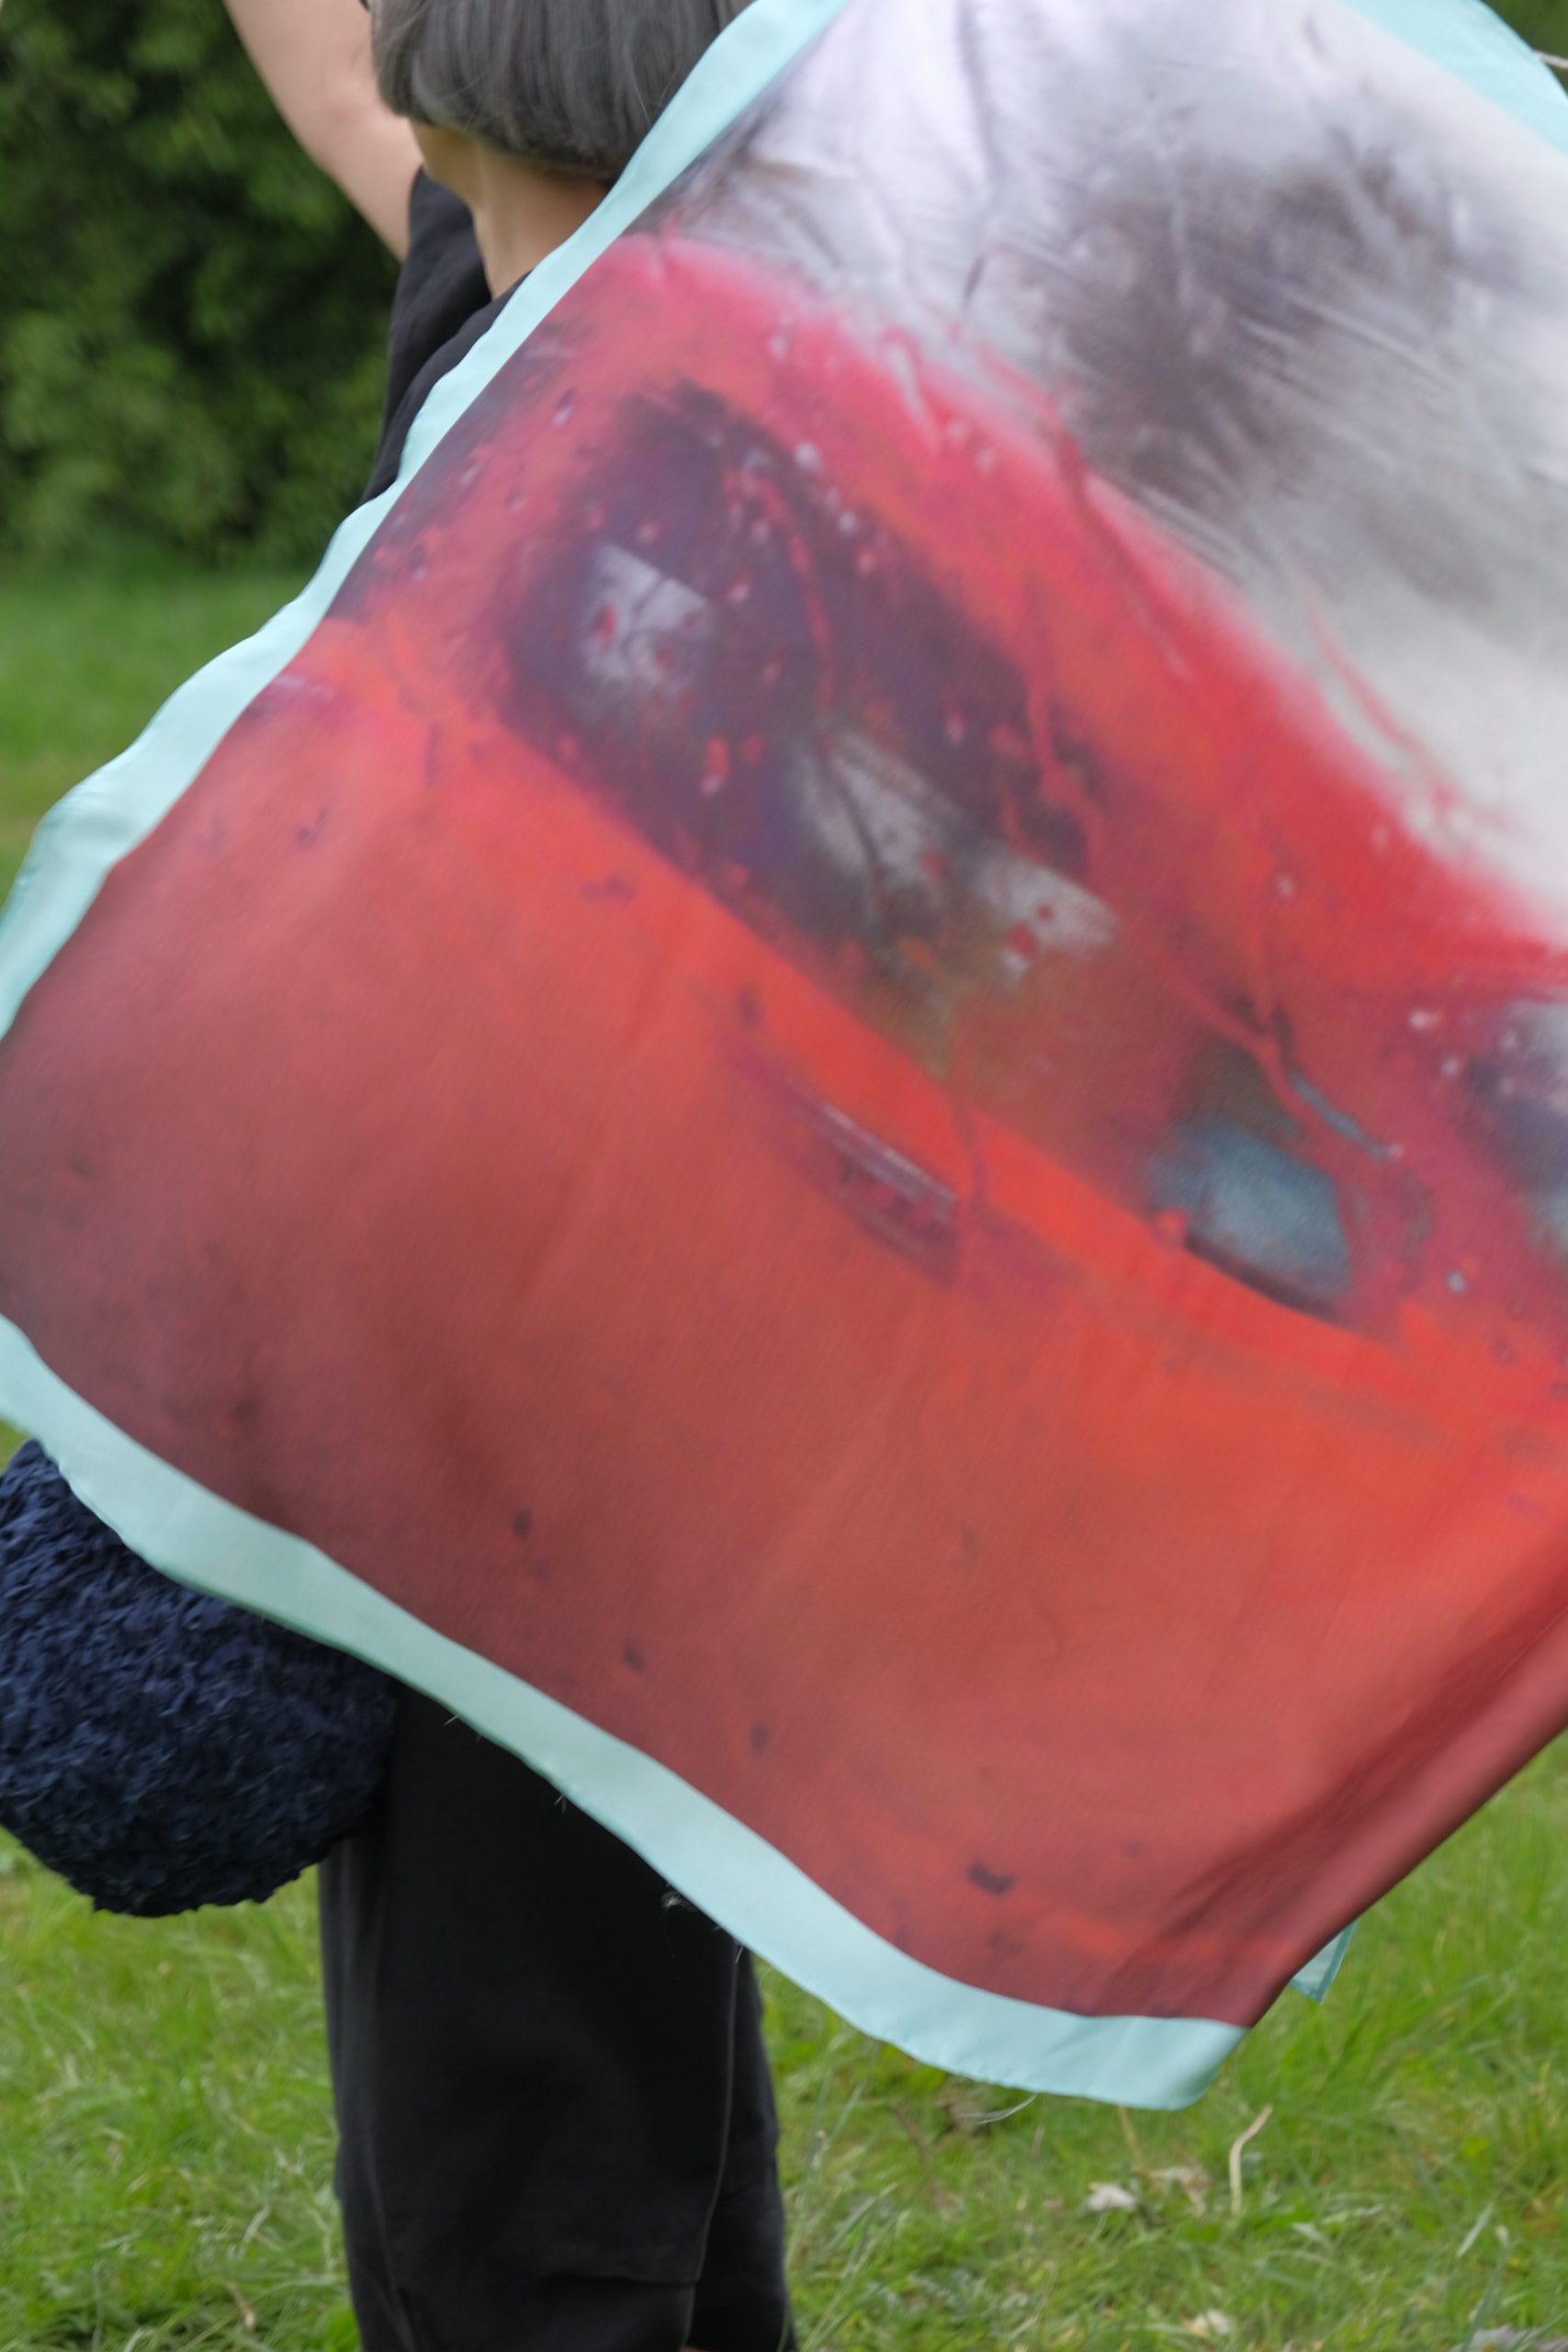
5, 243, 1568, 2024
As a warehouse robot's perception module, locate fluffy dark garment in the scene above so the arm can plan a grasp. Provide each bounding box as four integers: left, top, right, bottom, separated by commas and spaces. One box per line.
0, 1442, 396, 1915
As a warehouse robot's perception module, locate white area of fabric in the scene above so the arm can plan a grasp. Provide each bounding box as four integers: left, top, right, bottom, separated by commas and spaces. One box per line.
659, 0, 1568, 937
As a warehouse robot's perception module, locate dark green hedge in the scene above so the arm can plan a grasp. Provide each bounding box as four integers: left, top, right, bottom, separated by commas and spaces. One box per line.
0, 0, 1562, 563
0, 0, 396, 562
1510, 0, 1568, 51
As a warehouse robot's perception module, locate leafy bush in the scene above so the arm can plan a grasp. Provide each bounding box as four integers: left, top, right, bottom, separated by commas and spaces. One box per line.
0, 0, 396, 563
1508, 0, 1568, 51
0, 0, 1562, 563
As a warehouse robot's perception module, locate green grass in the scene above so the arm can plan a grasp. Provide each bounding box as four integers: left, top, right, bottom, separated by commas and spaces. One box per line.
3, 1743, 1568, 2352
0, 548, 307, 904
3, 556, 1568, 2346
0, 548, 304, 1467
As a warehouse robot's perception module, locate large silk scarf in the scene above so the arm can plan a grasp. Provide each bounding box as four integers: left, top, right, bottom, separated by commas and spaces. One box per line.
3, 0, 1566, 2106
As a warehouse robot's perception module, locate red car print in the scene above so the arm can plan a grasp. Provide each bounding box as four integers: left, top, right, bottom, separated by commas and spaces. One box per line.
5, 234, 1568, 2026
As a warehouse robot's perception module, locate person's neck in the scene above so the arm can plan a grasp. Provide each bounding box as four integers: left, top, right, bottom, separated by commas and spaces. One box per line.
414, 125, 605, 296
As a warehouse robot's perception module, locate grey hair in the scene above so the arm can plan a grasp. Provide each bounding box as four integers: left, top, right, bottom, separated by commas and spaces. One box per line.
372, 0, 752, 180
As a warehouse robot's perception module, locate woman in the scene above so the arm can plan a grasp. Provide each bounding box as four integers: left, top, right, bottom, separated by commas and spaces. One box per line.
220, 6, 792, 2348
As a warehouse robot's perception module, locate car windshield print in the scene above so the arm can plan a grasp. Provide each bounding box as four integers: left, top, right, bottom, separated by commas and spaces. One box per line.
498, 382, 1393, 1327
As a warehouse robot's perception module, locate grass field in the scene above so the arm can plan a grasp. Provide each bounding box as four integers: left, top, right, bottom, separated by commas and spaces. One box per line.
2, 557, 1568, 2350
0, 551, 307, 906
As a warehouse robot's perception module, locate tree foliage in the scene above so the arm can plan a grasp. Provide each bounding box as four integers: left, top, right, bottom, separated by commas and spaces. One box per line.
0, 0, 396, 561
1508, 0, 1568, 52
0, 0, 1562, 561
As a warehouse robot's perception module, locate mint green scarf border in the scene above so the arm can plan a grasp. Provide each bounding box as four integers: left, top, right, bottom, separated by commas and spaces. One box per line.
3, 0, 1549, 2099
0, 0, 1247, 2110
0, 1321, 1247, 2105
1339, 0, 1568, 154
0, 5, 1562, 1040
0, 0, 852, 1040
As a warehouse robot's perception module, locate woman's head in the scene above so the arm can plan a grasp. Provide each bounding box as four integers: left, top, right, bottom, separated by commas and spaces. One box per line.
372, 0, 751, 182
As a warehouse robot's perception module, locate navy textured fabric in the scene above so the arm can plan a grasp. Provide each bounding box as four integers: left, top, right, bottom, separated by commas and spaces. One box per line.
0, 1442, 396, 1915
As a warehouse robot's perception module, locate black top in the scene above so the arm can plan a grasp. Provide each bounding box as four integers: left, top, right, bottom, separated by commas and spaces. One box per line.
366, 170, 510, 502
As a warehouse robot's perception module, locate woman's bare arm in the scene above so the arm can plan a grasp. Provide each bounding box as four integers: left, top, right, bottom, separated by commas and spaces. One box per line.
224, 0, 422, 255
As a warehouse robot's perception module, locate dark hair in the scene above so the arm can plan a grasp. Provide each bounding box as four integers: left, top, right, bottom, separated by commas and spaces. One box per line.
372, 0, 751, 179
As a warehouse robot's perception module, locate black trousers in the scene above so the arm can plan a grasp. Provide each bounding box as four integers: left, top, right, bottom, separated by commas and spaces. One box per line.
318, 1689, 795, 2352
